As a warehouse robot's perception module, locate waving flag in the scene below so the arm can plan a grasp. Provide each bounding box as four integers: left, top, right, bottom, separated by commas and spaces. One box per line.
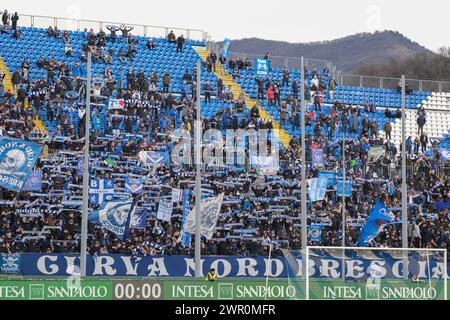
368, 146, 385, 163
358, 202, 395, 246
89, 179, 115, 205
129, 208, 148, 230
22, 171, 43, 192
312, 149, 325, 168
337, 180, 352, 197
125, 177, 143, 194
88, 198, 135, 240
138, 151, 170, 166
0, 137, 44, 192
318, 171, 337, 187
222, 38, 231, 58
108, 98, 125, 110
184, 193, 224, 240
250, 155, 279, 175
180, 190, 191, 248
308, 177, 328, 202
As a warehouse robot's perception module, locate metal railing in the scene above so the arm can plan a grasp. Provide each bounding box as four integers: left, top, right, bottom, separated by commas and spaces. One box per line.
336, 73, 450, 93
16, 13, 207, 43
210, 48, 450, 94
226, 51, 333, 73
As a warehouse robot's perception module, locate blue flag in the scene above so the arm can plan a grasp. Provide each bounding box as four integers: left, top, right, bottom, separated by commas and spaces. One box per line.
89, 198, 135, 240
89, 179, 115, 205
22, 171, 43, 192
357, 202, 395, 246
129, 208, 148, 230
180, 189, 191, 248
308, 225, 322, 242
337, 180, 352, 197
312, 149, 325, 168
125, 176, 143, 195
222, 38, 231, 58
255, 58, 269, 79
0, 137, 44, 192
318, 171, 337, 187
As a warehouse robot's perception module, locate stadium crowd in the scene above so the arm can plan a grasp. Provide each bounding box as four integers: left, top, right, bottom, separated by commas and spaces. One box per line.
0, 11, 449, 259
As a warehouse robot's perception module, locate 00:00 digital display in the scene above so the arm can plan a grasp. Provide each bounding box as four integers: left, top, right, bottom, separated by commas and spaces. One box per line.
113, 282, 163, 300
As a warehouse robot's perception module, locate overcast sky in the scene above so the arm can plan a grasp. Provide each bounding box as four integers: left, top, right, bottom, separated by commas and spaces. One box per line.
4, 0, 448, 51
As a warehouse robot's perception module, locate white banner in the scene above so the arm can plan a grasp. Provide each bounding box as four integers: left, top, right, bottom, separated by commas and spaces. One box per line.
157, 200, 173, 222
184, 193, 224, 240
172, 188, 182, 203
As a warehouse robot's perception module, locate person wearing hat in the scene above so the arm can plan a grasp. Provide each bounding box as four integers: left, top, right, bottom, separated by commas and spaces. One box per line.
205, 268, 218, 282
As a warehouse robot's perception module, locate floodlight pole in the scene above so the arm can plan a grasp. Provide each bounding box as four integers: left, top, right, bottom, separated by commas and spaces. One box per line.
342, 130, 346, 248
342, 126, 346, 281
80, 50, 92, 278
300, 57, 307, 249
194, 61, 202, 278
401, 75, 408, 280
300, 57, 308, 279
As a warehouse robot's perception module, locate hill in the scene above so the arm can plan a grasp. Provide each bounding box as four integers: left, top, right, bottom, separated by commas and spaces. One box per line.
218, 31, 432, 72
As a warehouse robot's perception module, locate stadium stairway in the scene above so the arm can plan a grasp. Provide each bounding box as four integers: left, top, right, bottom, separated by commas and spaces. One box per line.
195, 48, 292, 147
0, 55, 15, 96
0, 54, 47, 133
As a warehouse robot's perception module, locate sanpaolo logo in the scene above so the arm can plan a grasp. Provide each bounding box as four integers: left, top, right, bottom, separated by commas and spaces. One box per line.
381, 286, 438, 300
235, 285, 297, 299
46, 285, 109, 299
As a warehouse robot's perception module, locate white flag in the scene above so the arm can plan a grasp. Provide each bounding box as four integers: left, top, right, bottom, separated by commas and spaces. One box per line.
368, 146, 385, 163
108, 99, 125, 110
172, 188, 182, 203
184, 193, 224, 240
157, 200, 173, 222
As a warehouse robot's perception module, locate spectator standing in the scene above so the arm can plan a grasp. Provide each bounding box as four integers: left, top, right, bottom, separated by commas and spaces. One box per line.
329, 78, 337, 100
176, 34, 185, 53
282, 67, 290, 87
420, 133, 428, 153
204, 81, 212, 103
384, 121, 392, 141
106, 25, 119, 42
413, 137, 420, 155
417, 110, 426, 136
11, 12, 18, 30
162, 73, 171, 93
11, 69, 21, 91
2, 10, 9, 28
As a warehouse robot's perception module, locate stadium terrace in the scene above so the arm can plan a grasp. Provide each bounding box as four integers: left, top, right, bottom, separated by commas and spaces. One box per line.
0, 9, 448, 294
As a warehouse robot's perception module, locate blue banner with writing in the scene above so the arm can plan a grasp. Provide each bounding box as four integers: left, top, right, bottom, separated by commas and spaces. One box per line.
17, 253, 448, 279
255, 58, 269, 79
336, 180, 352, 197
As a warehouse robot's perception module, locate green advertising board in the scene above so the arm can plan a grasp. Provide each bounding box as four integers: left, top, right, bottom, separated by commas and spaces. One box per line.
0, 278, 447, 301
